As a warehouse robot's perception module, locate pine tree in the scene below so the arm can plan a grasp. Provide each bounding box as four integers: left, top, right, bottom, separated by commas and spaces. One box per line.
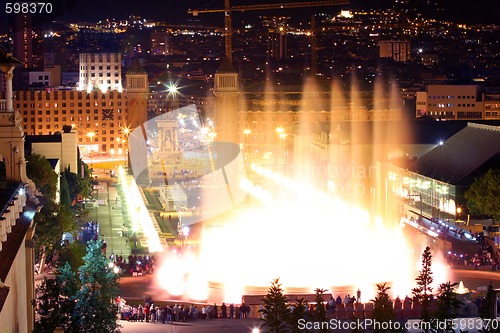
73, 239, 120, 333
313, 288, 328, 333
479, 283, 496, 333
288, 297, 308, 333
260, 278, 290, 333
34, 278, 63, 333
432, 282, 462, 333
60, 172, 72, 207
412, 246, 434, 333
57, 262, 79, 332
371, 283, 396, 333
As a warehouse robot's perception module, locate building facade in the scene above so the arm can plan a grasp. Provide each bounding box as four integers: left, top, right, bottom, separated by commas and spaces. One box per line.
13, 89, 128, 156
415, 85, 500, 120
125, 70, 148, 132
78, 53, 122, 92
151, 31, 170, 55
0, 48, 39, 333
379, 40, 411, 62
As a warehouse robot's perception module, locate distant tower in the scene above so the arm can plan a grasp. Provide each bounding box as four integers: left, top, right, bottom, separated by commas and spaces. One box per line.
12, 14, 44, 70
125, 64, 149, 182
125, 64, 149, 132
151, 31, 170, 55
268, 27, 288, 61
267, 16, 289, 62
213, 59, 240, 145
10, 13, 44, 89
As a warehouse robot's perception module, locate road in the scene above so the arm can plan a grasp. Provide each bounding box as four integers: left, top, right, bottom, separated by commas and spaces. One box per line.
120, 318, 263, 333
90, 170, 131, 257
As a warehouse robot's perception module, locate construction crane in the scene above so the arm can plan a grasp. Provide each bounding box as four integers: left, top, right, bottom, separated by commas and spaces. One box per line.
188, 0, 349, 64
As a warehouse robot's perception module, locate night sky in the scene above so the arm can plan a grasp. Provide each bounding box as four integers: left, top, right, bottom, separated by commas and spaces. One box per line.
0, 0, 498, 34
49, 0, 500, 25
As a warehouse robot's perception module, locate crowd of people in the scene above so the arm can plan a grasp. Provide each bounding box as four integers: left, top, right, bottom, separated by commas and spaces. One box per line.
119, 301, 253, 323
446, 250, 498, 270
445, 231, 499, 270
126, 254, 157, 275
107, 254, 158, 276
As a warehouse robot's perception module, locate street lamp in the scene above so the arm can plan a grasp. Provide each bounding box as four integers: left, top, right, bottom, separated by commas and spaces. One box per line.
167, 83, 180, 111
87, 131, 96, 166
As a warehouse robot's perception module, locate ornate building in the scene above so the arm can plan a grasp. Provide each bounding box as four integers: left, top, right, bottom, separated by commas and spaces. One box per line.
0, 47, 41, 333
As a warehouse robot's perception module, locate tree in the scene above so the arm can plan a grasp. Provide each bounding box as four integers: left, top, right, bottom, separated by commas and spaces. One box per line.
478, 283, 496, 333
412, 246, 434, 332
432, 282, 462, 333
288, 297, 308, 333
465, 169, 500, 221
72, 239, 120, 333
34, 201, 78, 260
57, 241, 86, 271
63, 167, 93, 202
312, 288, 328, 333
34, 278, 64, 333
260, 278, 290, 333
57, 262, 79, 332
34, 263, 78, 333
60, 171, 72, 207
371, 283, 397, 333
36, 240, 120, 332
26, 153, 58, 201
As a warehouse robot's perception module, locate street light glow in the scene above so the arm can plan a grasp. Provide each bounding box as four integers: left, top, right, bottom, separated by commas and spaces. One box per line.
167, 84, 178, 95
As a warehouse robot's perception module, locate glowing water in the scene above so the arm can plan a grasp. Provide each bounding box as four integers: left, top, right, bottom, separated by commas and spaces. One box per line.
152, 76, 449, 303
455, 281, 470, 294
155, 163, 449, 303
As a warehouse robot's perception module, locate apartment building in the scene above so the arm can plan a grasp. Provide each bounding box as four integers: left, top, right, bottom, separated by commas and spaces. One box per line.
14, 89, 128, 155
379, 40, 411, 62
78, 53, 122, 92
414, 85, 500, 120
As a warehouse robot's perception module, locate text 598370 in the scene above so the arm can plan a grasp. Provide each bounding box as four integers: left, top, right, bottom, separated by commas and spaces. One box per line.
5, 2, 53, 14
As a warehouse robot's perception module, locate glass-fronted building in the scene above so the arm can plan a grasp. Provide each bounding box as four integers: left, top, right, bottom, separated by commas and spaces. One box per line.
384, 163, 457, 224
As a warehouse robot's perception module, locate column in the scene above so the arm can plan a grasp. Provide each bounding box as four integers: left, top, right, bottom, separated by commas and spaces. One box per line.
6, 69, 14, 112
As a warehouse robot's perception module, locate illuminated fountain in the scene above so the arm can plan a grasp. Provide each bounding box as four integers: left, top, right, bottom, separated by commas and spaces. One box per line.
453, 281, 478, 316
133, 75, 451, 304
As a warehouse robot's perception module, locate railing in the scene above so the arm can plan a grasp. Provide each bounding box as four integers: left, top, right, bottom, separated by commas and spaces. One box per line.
0, 99, 6, 111
0, 184, 26, 252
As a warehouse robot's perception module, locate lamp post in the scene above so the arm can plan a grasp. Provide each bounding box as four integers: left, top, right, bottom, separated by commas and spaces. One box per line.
167, 83, 179, 111
456, 206, 462, 225
87, 131, 96, 166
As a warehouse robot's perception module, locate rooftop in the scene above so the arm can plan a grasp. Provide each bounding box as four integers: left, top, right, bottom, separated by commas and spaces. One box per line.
409, 123, 500, 184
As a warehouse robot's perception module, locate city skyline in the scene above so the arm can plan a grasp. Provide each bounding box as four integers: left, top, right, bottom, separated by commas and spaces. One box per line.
58, 0, 500, 24
1, 0, 499, 35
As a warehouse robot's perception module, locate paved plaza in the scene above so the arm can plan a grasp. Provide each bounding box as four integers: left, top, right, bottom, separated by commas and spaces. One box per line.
120, 318, 263, 333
